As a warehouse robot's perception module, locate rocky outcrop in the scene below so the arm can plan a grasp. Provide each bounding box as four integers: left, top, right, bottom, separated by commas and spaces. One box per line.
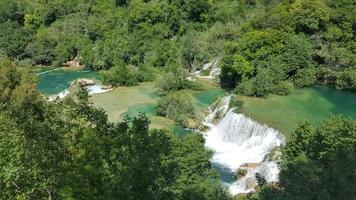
63, 57, 82, 68
240, 163, 259, 169
74, 79, 96, 87
234, 168, 248, 180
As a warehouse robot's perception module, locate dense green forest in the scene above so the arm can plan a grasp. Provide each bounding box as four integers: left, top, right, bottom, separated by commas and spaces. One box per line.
0, 58, 230, 200
0, 0, 356, 199
0, 0, 355, 95
1, 56, 355, 199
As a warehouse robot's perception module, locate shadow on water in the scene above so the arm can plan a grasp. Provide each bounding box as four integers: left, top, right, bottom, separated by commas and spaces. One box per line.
310, 85, 356, 118
213, 163, 235, 184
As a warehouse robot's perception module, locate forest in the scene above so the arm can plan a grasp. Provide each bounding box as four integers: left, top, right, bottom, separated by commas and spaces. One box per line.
0, 0, 355, 200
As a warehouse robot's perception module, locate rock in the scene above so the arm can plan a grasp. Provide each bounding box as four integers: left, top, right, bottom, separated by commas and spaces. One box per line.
187, 118, 202, 130
75, 79, 95, 87
234, 168, 248, 180
240, 163, 259, 169
245, 177, 258, 190
263, 147, 282, 162
63, 57, 82, 68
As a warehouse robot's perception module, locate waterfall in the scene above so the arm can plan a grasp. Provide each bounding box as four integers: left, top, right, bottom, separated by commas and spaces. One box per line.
188, 58, 221, 80
47, 84, 111, 101
48, 89, 70, 101
203, 97, 285, 195
86, 85, 113, 95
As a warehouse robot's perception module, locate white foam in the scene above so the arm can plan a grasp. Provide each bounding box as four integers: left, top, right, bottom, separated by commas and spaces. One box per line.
48, 89, 70, 101
203, 97, 285, 195
188, 58, 221, 80
36, 68, 59, 75
86, 84, 112, 95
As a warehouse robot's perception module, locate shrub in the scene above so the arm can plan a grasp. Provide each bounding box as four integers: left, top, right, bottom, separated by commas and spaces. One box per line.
336, 68, 356, 91
272, 81, 294, 96
100, 65, 139, 86
156, 91, 195, 125
156, 67, 201, 94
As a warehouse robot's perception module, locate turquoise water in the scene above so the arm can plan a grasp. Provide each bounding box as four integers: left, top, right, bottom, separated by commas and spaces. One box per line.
172, 125, 193, 136
37, 69, 99, 95
194, 88, 227, 106
120, 104, 157, 119
240, 85, 356, 136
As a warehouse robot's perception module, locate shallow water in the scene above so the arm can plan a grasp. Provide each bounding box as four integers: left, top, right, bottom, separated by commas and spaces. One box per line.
240, 85, 356, 136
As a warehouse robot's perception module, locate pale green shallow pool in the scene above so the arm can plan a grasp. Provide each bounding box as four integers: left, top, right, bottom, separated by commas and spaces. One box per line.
236, 86, 356, 137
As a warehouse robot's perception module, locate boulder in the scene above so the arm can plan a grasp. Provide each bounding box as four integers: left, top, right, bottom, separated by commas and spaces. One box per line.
240, 163, 259, 169
263, 147, 282, 162
75, 79, 95, 87
234, 168, 248, 180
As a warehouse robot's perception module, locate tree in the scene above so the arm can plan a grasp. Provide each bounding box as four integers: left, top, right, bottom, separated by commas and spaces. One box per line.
290, 0, 330, 33
220, 54, 253, 88
277, 116, 356, 200
156, 91, 195, 125
100, 64, 139, 86
0, 58, 230, 200
0, 21, 29, 59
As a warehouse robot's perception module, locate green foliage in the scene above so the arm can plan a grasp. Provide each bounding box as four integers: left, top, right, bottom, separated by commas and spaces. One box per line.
272, 81, 294, 96
220, 54, 253, 88
336, 68, 356, 91
100, 65, 139, 86
250, 115, 356, 200
290, 0, 330, 33
278, 116, 356, 200
0, 21, 29, 59
224, 29, 315, 96
0, 60, 230, 200
0, 0, 354, 94
156, 67, 201, 94
156, 91, 195, 125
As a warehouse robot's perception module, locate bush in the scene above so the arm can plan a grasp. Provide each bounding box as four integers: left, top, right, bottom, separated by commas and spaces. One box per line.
272, 81, 294, 96
156, 91, 195, 125
136, 65, 158, 82
235, 80, 254, 96
336, 68, 356, 91
100, 65, 139, 86
156, 67, 201, 94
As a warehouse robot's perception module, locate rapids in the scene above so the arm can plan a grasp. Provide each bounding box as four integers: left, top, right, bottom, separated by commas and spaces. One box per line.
203, 96, 285, 195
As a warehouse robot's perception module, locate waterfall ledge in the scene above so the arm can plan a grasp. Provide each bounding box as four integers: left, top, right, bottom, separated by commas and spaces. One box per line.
202, 96, 285, 195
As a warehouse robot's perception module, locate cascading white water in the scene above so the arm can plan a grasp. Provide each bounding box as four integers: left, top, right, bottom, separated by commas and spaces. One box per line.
48, 89, 70, 101
203, 97, 285, 195
86, 85, 112, 95
188, 58, 221, 80
47, 84, 111, 101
